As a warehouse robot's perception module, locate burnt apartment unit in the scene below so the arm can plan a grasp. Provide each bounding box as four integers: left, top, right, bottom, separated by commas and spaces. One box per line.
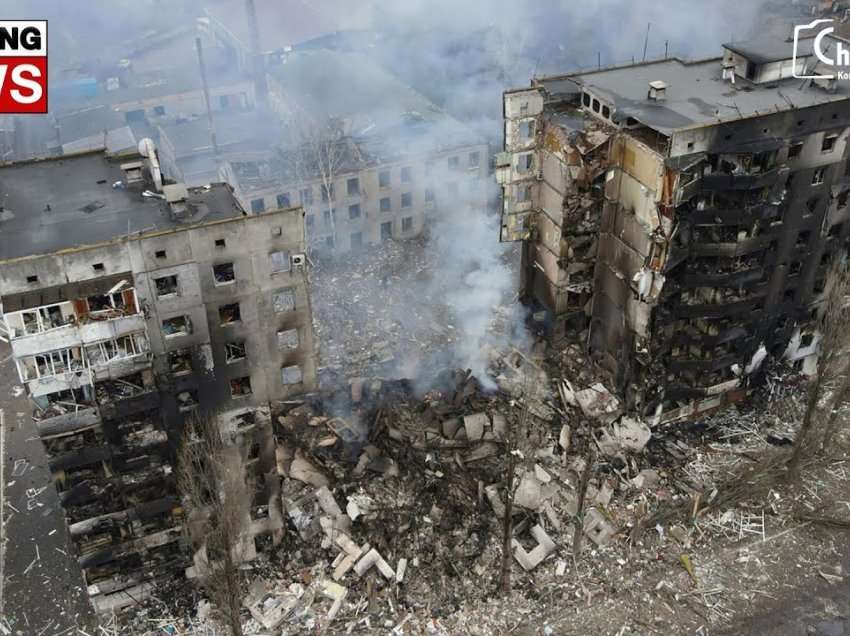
499, 34, 850, 423
0, 145, 317, 612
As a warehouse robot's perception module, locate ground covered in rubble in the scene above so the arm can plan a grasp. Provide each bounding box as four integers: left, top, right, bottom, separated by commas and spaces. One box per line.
113, 352, 850, 635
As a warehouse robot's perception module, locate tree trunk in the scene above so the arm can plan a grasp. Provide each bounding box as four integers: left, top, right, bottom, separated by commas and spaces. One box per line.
820, 374, 850, 452
224, 549, 244, 636
787, 373, 822, 481
572, 448, 594, 558
499, 449, 516, 595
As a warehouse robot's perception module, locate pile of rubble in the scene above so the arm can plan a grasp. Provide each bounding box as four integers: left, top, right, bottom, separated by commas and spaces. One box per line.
116, 349, 816, 634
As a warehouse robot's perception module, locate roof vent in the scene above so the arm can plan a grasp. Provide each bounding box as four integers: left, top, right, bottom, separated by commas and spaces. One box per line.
163, 183, 190, 219
647, 80, 668, 101
722, 60, 736, 84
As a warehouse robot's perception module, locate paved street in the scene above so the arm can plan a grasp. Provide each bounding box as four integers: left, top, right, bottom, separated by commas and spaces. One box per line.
0, 342, 94, 633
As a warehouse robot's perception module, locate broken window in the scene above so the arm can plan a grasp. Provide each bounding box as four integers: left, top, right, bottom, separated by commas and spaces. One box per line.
805, 196, 820, 215
272, 288, 295, 313
225, 341, 246, 363
281, 365, 302, 385
349, 203, 361, 220
277, 328, 299, 350
168, 348, 192, 375
401, 192, 412, 208
251, 198, 265, 213
796, 231, 811, 247
378, 170, 390, 188
213, 262, 235, 285
350, 231, 363, 248
789, 141, 804, 158
155, 275, 178, 297
402, 216, 413, 233
829, 222, 843, 238
26, 274, 38, 284
839, 190, 850, 209
380, 221, 392, 241
92, 262, 105, 273
177, 389, 198, 412
380, 197, 391, 212
276, 192, 291, 208
321, 183, 334, 202
300, 187, 313, 206
582, 92, 591, 107
447, 156, 459, 171
801, 332, 815, 347
517, 153, 533, 173
270, 250, 290, 273
215, 238, 226, 248
219, 302, 241, 325
519, 120, 535, 140
813, 167, 826, 185
592, 98, 600, 113
347, 177, 359, 196
602, 104, 611, 118
230, 376, 252, 397
155, 249, 167, 259
162, 315, 191, 337
401, 166, 413, 183
822, 134, 838, 153
516, 184, 531, 202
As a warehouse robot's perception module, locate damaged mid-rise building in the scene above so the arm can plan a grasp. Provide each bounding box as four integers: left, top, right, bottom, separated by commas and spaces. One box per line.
499, 34, 850, 422
220, 49, 489, 254
0, 144, 317, 611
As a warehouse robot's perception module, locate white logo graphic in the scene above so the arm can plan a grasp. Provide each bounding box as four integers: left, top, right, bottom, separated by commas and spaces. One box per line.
792, 18, 849, 80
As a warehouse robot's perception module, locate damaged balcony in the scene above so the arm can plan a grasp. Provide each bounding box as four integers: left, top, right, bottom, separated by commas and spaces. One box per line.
700, 150, 787, 191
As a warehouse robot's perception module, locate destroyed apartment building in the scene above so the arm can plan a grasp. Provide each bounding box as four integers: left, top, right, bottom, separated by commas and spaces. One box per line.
0, 143, 317, 612
499, 33, 850, 423
220, 49, 490, 253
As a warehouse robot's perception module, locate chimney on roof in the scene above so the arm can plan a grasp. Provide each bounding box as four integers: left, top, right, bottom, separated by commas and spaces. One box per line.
722, 60, 736, 84
245, 0, 268, 107
163, 183, 191, 219
647, 80, 668, 101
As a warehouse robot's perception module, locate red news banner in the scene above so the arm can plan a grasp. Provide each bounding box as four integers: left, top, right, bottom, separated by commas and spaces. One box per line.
0, 20, 47, 114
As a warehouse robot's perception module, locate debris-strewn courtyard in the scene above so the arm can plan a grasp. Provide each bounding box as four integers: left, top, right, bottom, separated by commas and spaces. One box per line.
107, 236, 850, 635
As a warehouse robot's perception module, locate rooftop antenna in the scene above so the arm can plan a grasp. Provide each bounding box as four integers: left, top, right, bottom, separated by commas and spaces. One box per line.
597, 51, 601, 69
642, 23, 651, 62
664, 40, 669, 59
195, 36, 219, 160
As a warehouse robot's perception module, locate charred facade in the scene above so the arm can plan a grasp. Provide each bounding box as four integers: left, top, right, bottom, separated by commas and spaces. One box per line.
500, 35, 850, 422
0, 145, 317, 611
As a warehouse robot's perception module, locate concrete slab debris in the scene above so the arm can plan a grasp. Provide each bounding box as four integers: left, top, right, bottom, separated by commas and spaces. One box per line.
354, 548, 395, 580
511, 524, 556, 571
583, 507, 617, 547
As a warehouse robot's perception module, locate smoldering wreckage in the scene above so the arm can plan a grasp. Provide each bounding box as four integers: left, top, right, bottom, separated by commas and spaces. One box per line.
91, 326, 820, 636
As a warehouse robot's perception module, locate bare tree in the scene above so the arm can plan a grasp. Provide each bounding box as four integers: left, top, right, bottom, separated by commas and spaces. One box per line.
282, 110, 363, 249
787, 261, 850, 479
179, 412, 251, 636
498, 369, 547, 595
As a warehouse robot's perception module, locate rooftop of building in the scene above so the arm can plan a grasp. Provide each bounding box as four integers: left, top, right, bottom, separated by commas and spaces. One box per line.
203, 0, 371, 53
0, 150, 246, 261
535, 36, 850, 137
157, 110, 276, 158
267, 49, 446, 127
